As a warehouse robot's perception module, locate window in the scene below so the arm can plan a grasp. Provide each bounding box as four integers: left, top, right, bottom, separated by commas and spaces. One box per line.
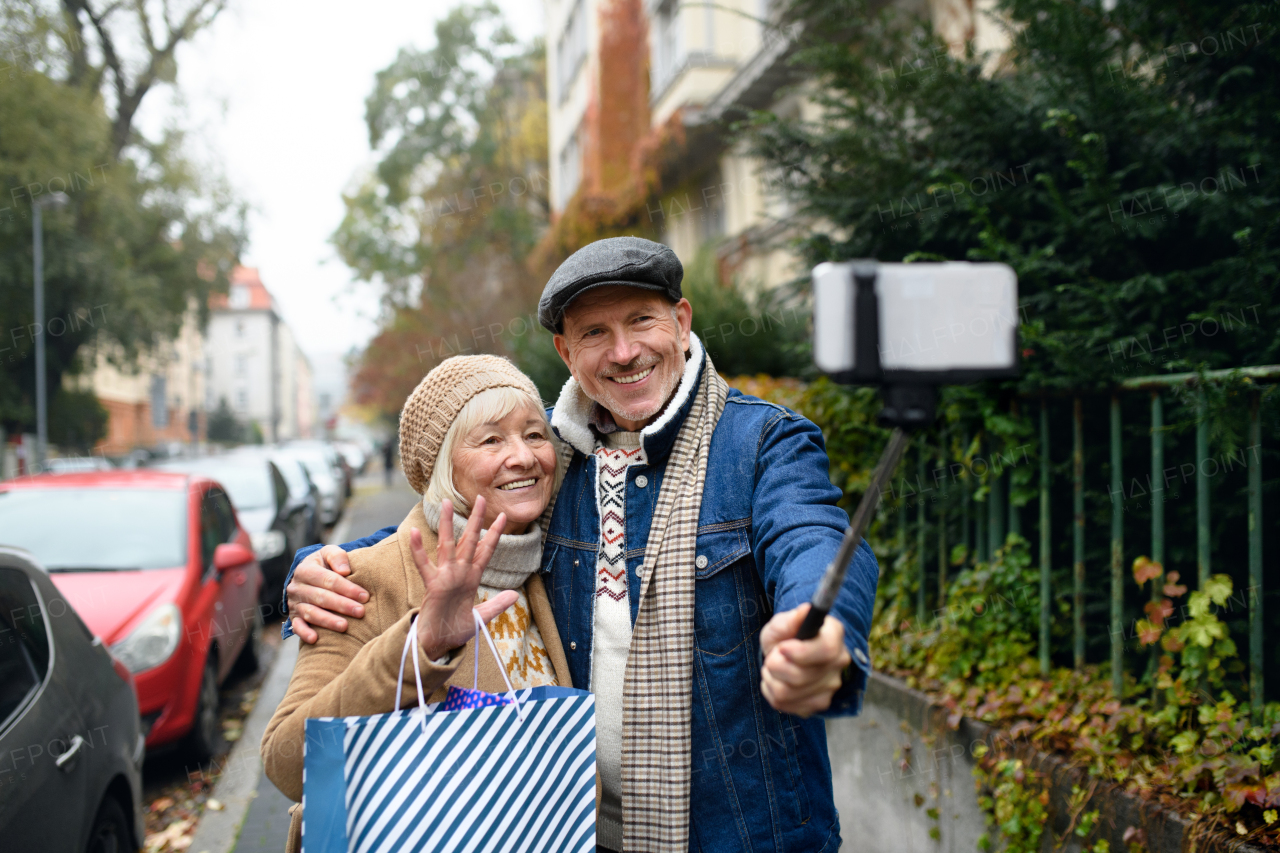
235, 320, 245, 338
235, 354, 248, 377
229, 285, 250, 309
0, 567, 51, 731
650, 0, 683, 96
270, 463, 289, 511
555, 0, 588, 104
236, 389, 248, 412
200, 493, 222, 571
210, 490, 237, 542
150, 374, 169, 429
558, 126, 582, 208
200, 490, 237, 571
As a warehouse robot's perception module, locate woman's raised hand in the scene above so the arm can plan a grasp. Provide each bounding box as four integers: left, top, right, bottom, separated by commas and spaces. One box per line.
410, 497, 519, 660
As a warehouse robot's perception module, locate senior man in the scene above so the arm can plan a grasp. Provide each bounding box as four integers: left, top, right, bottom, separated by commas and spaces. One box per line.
280, 236, 879, 853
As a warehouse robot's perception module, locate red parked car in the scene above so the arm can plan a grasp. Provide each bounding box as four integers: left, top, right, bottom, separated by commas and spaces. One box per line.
0, 470, 264, 758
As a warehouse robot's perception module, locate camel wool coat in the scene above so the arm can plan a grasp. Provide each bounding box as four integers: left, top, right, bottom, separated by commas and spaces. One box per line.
260, 502, 573, 853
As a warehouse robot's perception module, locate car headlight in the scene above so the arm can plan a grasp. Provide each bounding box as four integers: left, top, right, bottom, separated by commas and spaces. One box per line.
251, 530, 286, 560
110, 603, 182, 673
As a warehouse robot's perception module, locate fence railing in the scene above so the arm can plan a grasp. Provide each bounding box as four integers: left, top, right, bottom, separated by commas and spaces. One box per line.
889, 365, 1276, 720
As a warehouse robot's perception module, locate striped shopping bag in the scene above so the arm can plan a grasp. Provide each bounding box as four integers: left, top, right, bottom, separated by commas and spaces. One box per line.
302, 612, 596, 853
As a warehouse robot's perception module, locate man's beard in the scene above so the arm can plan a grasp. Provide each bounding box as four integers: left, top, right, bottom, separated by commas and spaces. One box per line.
593, 353, 683, 426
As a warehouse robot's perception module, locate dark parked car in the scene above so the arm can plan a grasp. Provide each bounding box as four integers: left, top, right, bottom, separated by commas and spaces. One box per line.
157, 455, 310, 609
0, 546, 145, 852
277, 455, 323, 547
229, 448, 323, 548
0, 471, 263, 756
273, 445, 343, 526
333, 441, 369, 476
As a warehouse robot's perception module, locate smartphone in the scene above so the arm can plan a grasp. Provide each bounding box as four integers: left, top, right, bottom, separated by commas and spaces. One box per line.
812, 261, 1019, 383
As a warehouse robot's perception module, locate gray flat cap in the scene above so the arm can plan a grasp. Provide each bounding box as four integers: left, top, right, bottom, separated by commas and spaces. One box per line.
538, 236, 683, 332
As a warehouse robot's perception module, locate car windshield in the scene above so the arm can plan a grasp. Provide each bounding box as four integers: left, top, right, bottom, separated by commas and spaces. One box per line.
272, 458, 311, 497
0, 488, 187, 570
282, 451, 333, 484
160, 461, 274, 511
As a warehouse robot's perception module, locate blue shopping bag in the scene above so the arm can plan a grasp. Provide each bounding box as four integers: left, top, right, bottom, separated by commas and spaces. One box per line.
303, 611, 596, 853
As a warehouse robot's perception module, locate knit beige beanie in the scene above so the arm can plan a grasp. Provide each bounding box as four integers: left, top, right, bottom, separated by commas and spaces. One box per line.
398, 355, 544, 494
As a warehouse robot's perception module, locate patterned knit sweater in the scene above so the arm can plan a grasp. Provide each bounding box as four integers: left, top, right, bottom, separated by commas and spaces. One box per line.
590, 430, 645, 849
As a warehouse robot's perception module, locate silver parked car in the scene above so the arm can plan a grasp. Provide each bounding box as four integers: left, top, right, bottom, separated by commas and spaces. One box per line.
0, 546, 145, 852
272, 445, 344, 526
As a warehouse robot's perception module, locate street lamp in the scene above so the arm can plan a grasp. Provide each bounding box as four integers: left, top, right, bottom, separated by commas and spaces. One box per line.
33, 191, 69, 470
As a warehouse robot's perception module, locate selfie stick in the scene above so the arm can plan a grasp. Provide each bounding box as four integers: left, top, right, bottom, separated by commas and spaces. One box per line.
795, 261, 932, 641
795, 426, 911, 640
794, 259, 1018, 641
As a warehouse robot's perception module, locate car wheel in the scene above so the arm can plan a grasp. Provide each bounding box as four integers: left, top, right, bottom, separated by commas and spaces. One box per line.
187, 654, 221, 761
85, 795, 130, 853
234, 602, 264, 675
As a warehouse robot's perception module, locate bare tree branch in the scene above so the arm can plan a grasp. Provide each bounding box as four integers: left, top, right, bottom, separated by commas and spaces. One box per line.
132, 0, 157, 53
62, 0, 228, 158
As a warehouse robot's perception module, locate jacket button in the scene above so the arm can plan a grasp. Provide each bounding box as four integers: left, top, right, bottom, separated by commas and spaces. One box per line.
570, 641, 577, 650
573, 558, 579, 566
695, 555, 708, 569
635, 475, 648, 488
636, 567, 644, 578
854, 648, 869, 666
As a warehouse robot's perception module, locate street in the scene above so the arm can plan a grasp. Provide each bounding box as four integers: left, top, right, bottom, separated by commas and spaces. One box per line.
224, 469, 418, 853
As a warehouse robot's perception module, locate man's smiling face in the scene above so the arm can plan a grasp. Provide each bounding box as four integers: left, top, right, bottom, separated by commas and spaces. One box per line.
553, 285, 693, 432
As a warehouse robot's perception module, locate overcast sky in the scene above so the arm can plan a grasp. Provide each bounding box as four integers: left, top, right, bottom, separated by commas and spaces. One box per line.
140, 0, 545, 403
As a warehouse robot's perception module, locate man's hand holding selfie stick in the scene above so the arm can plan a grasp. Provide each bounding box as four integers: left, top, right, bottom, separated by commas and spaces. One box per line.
763, 260, 1019, 716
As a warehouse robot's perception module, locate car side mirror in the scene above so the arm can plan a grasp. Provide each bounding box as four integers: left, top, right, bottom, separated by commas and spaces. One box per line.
213, 542, 254, 572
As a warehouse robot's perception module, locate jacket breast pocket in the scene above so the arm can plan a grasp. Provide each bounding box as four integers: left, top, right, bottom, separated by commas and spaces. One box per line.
692, 522, 760, 657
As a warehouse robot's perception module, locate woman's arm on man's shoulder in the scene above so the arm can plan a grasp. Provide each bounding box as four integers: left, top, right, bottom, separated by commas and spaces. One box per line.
280, 527, 397, 642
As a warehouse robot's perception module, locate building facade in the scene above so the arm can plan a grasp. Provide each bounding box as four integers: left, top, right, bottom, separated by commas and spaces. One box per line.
545, 0, 1005, 291
78, 299, 208, 456
206, 266, 316, 443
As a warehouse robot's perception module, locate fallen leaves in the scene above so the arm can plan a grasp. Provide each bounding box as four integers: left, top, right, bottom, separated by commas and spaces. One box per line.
144, 818, 195, 853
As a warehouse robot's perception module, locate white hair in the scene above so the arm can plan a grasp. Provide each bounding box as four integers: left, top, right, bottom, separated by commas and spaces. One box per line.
423, 386, 563, 515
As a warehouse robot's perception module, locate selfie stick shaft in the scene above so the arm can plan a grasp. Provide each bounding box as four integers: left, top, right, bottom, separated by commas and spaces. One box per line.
795, 426, 912, 641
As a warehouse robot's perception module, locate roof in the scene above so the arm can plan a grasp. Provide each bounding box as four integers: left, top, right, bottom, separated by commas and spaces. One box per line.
0, 470, 192, 490
209, 265, 276, 312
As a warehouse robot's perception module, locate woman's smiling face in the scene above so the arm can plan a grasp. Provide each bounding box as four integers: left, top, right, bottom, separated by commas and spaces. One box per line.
450, 404, 557, 535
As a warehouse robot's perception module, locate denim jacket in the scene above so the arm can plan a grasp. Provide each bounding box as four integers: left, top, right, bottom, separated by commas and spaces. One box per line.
283, 336, 879, 852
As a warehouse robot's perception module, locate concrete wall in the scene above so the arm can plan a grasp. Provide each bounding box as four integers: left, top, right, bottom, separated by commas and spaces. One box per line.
827, 674, 988, 853
825, 672, 1265, 853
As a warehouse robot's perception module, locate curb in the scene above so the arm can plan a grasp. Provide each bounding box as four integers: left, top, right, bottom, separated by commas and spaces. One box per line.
189, 636, 299, 853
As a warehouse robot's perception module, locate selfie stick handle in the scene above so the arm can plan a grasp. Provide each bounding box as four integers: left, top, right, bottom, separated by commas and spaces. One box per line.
795, 426, 912, 641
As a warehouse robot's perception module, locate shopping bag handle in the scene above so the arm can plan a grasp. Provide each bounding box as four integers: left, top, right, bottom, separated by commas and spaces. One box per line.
393, 610, 526, 724
471, 609, 525, 721
395, 616, 431, 726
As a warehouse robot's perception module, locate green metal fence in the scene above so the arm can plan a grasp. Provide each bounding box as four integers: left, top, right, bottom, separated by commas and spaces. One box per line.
891, 365, 1277, 721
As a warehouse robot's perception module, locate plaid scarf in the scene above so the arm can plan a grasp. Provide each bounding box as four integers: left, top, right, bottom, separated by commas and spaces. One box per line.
622, 356, 728, 850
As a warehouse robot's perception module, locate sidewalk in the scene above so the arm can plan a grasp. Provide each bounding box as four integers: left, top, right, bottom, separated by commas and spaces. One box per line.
191, 467, 419, 853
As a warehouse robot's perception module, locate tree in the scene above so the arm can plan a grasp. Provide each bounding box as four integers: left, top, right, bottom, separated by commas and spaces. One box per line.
751, 0, 1279, 392
205, 397, 242, 444
334, 3, 554, 407
0, 1, 243, 439
57, 0, 229, 157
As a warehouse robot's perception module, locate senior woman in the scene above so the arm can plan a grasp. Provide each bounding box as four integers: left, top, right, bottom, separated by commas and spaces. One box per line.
261, 355, 572, 853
